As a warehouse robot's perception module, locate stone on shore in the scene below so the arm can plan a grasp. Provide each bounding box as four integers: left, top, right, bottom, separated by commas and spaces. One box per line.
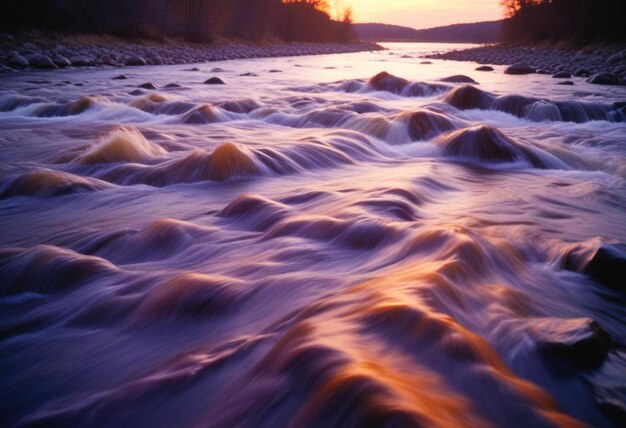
552, 71, 571, 78
69, 55, 92, 67
8, 54, 29, 68
125, 57, 147, 66
30, 55, 56, 69
52, 55, 71, 67
587, 72, 623, 86
505, 63, 535, 75
574, 68, 590, 77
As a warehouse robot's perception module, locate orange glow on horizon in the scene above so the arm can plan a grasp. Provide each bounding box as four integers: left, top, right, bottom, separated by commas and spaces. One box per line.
335, 0, 503, 29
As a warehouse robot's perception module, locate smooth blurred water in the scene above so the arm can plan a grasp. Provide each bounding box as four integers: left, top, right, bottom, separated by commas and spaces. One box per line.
0, 43, 625, 428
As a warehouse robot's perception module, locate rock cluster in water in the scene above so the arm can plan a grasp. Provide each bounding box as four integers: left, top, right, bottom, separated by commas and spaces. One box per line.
0, 35, 383, 72
426, 45, 626, 85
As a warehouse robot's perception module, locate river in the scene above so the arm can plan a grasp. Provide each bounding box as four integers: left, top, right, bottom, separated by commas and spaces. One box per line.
1, 42, 625, 427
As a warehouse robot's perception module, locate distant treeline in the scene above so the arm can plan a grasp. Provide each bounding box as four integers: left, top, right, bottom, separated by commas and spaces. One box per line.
502, 0, 626, 44
355, 21, 504, 44
0, 0, 356, 43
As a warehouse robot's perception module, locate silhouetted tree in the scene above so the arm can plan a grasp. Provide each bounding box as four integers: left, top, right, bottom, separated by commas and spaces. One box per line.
501, 0, 626, 44
0, 0, 359, 44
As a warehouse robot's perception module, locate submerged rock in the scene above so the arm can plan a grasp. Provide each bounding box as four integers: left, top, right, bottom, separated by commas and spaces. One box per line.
368, 71, 409, 93
443, 85, 494, 110
526, 317, 609, 367
112, 74, 129, 80
584, 244, 626, 291
505, 63, 535, 75
435, 125, 545, 168
475, 65, 494, 72
439, 75, 478, 84
138, 82, 158, 90
204, 77, 225, 85
557, 81, 575, 85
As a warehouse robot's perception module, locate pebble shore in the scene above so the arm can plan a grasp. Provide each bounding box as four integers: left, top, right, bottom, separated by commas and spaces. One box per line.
426, 45, 626, 86
0, 35, 383, 72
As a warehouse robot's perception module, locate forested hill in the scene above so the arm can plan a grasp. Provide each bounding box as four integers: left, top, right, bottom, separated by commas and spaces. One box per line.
0, 0, 356, 43
355, 21, 505, 44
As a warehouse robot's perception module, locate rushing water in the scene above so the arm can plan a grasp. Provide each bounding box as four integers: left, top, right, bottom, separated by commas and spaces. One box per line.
1, 42, 625, 427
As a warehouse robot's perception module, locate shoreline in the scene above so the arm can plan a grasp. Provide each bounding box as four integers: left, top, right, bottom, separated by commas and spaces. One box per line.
425, 44, 626, 84
0, 33, 384, 72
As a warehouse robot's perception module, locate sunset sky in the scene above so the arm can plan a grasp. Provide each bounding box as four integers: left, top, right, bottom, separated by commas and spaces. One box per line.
337, 0, 504, 29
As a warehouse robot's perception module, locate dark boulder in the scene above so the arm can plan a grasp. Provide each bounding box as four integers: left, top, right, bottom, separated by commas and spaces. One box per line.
112, 75, 129, 80
527, 317, 609, 368
125, 57, 147, 66
587, 72, 623, 86
52, 55, 71, 67
557, 81, 575, 85
584, 244, 626, 291
439, 75, 478, 84
138, 82, 158, 90
574, 68, 590, 78
69, 55, 92, 67
7, 54, 29, 68
30, 55, 56, 69
552, 71, 571, 78
475, 65, 494, 72
204, 77, 225, 85
505, 63, 535, 75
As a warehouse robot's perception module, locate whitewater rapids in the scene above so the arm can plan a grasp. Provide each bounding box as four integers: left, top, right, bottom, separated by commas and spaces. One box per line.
0, 43, 625, 428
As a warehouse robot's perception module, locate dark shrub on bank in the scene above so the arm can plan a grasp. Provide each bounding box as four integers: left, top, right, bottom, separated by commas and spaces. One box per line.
0, 0, 357, 43
502, 0, 626, 44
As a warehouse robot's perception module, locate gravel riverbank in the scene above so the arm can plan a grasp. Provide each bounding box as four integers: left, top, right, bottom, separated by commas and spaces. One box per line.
426, 45, 626, 86
0, 34, 383, 72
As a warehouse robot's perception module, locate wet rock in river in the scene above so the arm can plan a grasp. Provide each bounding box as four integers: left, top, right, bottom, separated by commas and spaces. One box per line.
552, 71, 571, 78
204, 77, 225, 85
505, 63, 535, 75
584, 243, 626, 291
475, 65, 494, 72
439, 75, 478, 84
527, 317, 610, 368
138, 82, 158, 90
112, 74, 129, 80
